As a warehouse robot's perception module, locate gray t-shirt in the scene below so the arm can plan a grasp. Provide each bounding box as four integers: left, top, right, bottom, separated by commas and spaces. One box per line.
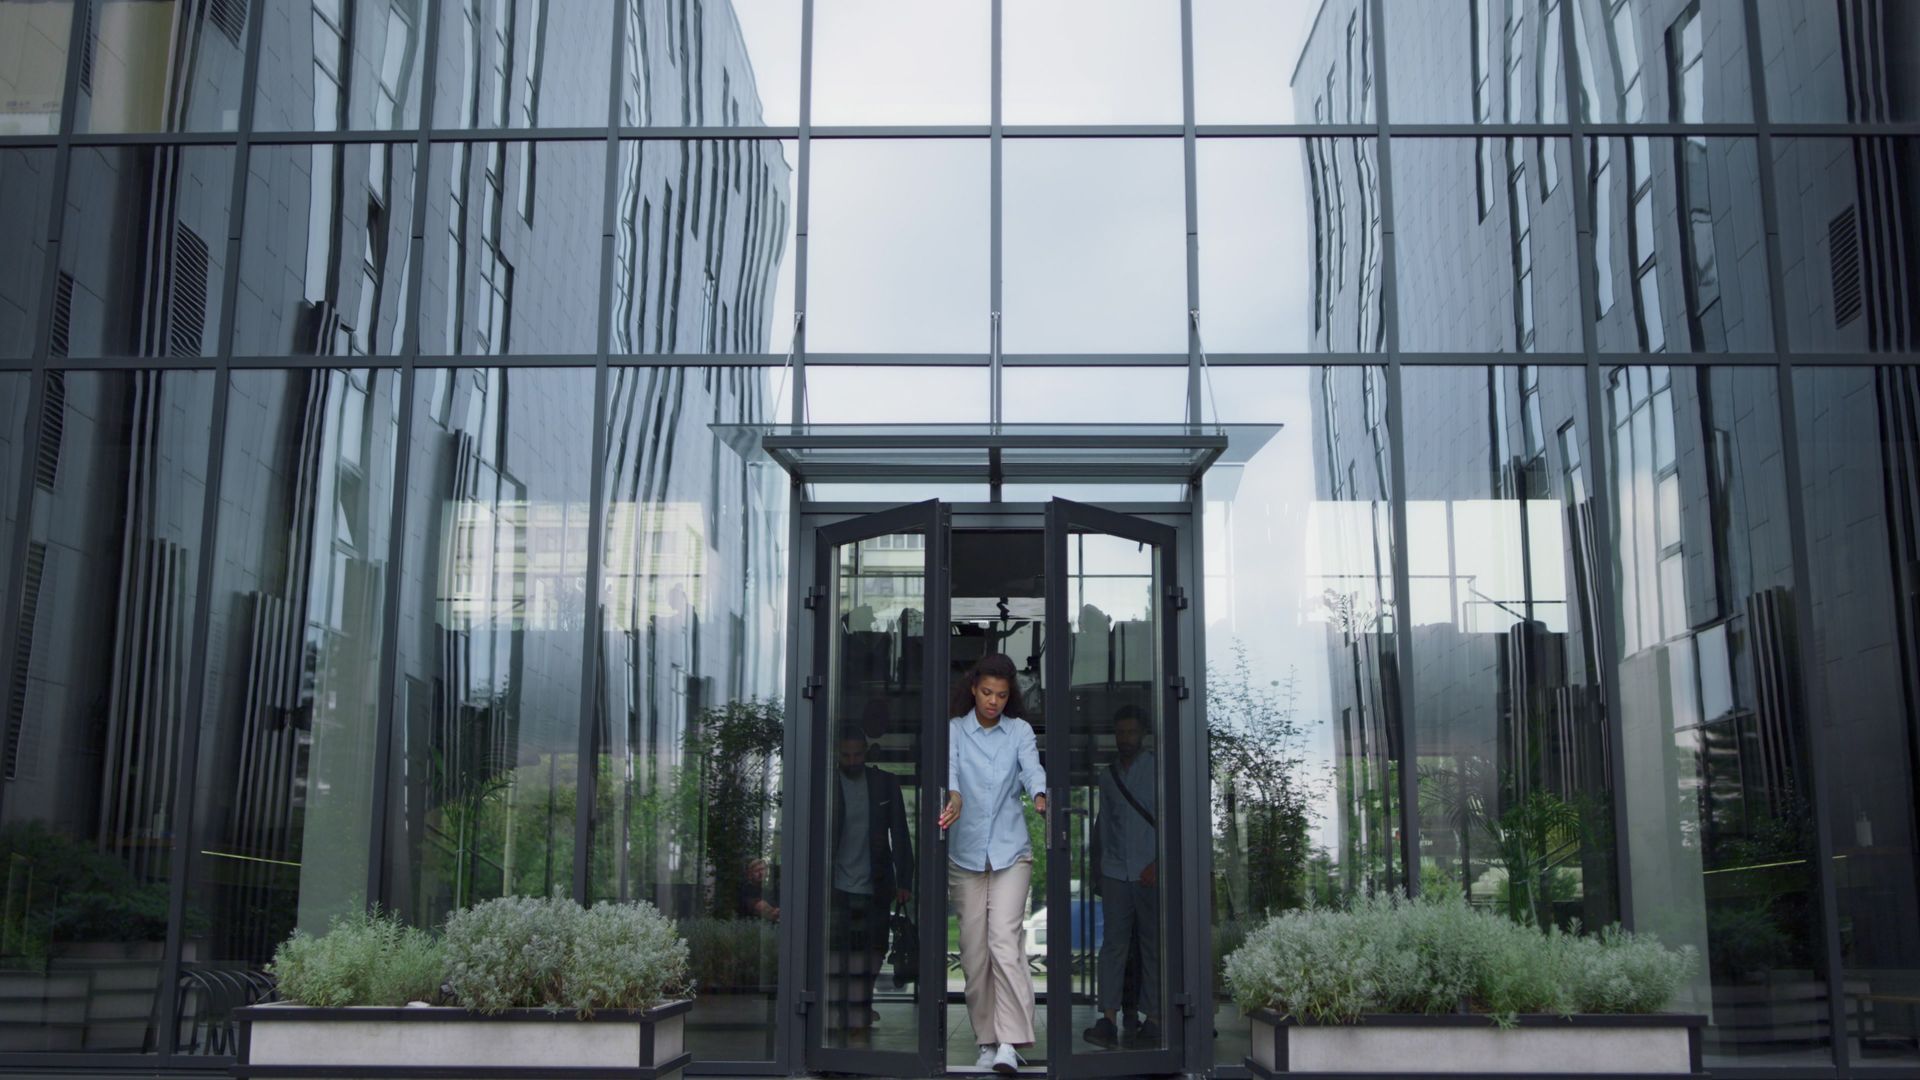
834, 771, 872, 894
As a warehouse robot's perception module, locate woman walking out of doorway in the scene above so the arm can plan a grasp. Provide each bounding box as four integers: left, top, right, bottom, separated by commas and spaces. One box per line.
939, 653, 1047, 1075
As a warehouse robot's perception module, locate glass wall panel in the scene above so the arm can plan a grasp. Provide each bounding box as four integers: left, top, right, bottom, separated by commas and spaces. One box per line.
0, 372, 24, 554
1002, 0, 1182, 124
806, 140, 988, 354
1757, 0, 1920, 124
1197, 138, 1382, 354
0, 147, 56, 359
1589, 137, 1771, 353
1194, 0, 1370, 124
254, 0, 427, 131
810, 0, 987, 125
805, 367, 988, 424
1391, 138, 1581, 353
1608, 364, 1829, 1068
235, 143, 417, 357
432, 0, 611, 129
591, 364, 790, 1062
1794, 366, 1920, 1065
1384, 0, 1565, 123
178, 368, 398, 1050
622, 0, 799, 127
1771, 137, 1920, 354
0, 369, 215, 1055
59, 146, 236, 358
74, 0, 246, 132
420, 139, 603, 355
611, 139, 797, 355
1001, 367, 1188, 423
386, 366, 593, 929
1402, 366, 1617, 927
1571, 0, 1752, 123
1200, 366, 1400, 1066
0, 0, 72, 135
1003, 140, 1186, 354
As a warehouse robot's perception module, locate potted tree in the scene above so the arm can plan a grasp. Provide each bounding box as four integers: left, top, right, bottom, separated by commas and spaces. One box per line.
1225, 893, 1705, 1077
235, 896, 692, 1078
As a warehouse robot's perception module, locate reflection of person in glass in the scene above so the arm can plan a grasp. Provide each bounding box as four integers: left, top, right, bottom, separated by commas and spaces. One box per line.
939, 653, 1047, 1075
1084, 704, 1160, 1049
828, 728, 913, 1043
738, 857, 779, 923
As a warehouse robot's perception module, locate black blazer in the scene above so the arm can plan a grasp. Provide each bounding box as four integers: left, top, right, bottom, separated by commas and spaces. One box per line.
830, 765, 916, 899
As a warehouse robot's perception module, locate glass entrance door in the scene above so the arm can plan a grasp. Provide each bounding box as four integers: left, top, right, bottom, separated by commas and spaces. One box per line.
1043, 499, 1183, 1077
805, 500, 949, 1078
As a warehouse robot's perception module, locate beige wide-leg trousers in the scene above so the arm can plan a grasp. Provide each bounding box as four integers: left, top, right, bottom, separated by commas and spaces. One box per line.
949, 856, 1036, 1047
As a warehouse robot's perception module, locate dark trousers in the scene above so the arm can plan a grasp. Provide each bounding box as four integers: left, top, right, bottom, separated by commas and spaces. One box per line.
827, 887, 886, 1035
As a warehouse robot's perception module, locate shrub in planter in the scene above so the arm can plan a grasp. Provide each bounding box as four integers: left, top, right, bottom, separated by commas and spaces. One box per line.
267, 908, 444, 1007
443, 894, 691, 1016
681, 917, 779, 991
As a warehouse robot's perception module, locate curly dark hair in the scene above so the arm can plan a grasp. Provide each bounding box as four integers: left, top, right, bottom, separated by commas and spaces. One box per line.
948, 652, 1026, 719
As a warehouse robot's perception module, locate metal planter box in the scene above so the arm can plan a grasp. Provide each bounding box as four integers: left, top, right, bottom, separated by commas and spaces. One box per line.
1246, 1008, 1707, 1078
231, 999, 692, 1079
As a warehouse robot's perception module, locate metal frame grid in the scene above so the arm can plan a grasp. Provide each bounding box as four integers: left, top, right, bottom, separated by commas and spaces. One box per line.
0, 0, 1915, 1075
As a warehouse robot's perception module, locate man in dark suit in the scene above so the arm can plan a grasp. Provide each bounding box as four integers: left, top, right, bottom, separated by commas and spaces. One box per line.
828, 727, 914, 1044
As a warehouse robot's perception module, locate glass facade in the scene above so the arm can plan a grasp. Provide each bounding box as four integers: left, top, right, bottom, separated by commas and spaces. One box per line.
0, 0, 1916, 1076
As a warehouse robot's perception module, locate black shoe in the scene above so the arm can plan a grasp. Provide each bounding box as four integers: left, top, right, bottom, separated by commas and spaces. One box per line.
1131, 1020, 1162, 1046
1083, 1016, 1119, 1048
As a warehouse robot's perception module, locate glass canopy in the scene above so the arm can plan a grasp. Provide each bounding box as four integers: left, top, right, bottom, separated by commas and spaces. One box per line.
711, 423, 1281, 483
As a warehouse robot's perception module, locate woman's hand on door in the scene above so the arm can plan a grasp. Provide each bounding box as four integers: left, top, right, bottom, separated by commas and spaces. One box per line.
939, 790, 963, 829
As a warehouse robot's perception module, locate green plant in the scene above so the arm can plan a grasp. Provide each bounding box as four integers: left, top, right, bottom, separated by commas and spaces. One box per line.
681, 917, 779, 989
0, 821, 210, 963
442, 895, 689, 1016
1209, 645, 1328, 920
1222, 892, 1694, 1026
267, 909, 444, 1007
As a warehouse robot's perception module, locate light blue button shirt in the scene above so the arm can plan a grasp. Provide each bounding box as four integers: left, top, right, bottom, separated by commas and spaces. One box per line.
947, 709, 1047, 873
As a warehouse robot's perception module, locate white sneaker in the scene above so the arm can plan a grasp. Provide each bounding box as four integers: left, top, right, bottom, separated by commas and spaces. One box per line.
992, 1042, 1021, 1075
975, 1044, 997, 1069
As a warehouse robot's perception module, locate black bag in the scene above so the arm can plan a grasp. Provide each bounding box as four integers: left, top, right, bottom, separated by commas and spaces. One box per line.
887, 902, 918, 989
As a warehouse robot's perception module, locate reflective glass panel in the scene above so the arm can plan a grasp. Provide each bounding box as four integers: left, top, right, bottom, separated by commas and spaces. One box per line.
0, 369, 215, 1055
1758, 1, 1920, 123
1795, 366, 1920, 1066
1607, 364, 1829, 1068
0, 0, 72, 135
178, 368, 399, 1049
235, 143, 417, 356
254, 0, 427, 131
1384, 0, 1565, 123
1002, 368, 1189, 424
805, 367, 989, 424
1194, 0, 1370, 124
0, 147, 56, 358
1572, 0, 1751, 123
1198, 138, 1382, 354
75, 0, 245, 132
421, 140, 603, 355
1002, 0, 1182, 124
1771, 137, 1920, 353
1062, 526, 1169, 1055
433, 0, 611, 129
0, 373, 23, 557
1201, 366, 1400, 1067
386, 366, 594, 928
811, 0, 987, 125
1590, 137, 1770, 353
611, 139, 797, 354
1402, 366, 1618, 925
59, 146, 236, 357
1391, 138, 1580, 353
806, 140, 988, 353
623, 0, 799, 126
1003, 140, 1186, 354
592, 364, 790, 1061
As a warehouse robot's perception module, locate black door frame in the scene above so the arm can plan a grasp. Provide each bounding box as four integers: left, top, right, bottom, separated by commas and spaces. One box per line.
789, 500, 1201, 1079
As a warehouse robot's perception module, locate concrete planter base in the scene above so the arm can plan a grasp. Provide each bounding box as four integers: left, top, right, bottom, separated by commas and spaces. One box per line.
232, 999, 692, 1079
1246, 1008, 1706, 1078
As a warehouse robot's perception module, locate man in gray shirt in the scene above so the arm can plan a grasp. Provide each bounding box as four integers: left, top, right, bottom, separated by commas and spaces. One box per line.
1084, 705, 1162, 1049
828, 728, 914, 1044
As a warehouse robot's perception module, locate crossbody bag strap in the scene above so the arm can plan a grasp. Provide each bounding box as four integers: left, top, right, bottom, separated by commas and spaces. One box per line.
1107, 762, 1156, 828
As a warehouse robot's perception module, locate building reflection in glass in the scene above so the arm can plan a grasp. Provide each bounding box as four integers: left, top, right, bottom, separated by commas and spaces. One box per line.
0, 370, 216, 1053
